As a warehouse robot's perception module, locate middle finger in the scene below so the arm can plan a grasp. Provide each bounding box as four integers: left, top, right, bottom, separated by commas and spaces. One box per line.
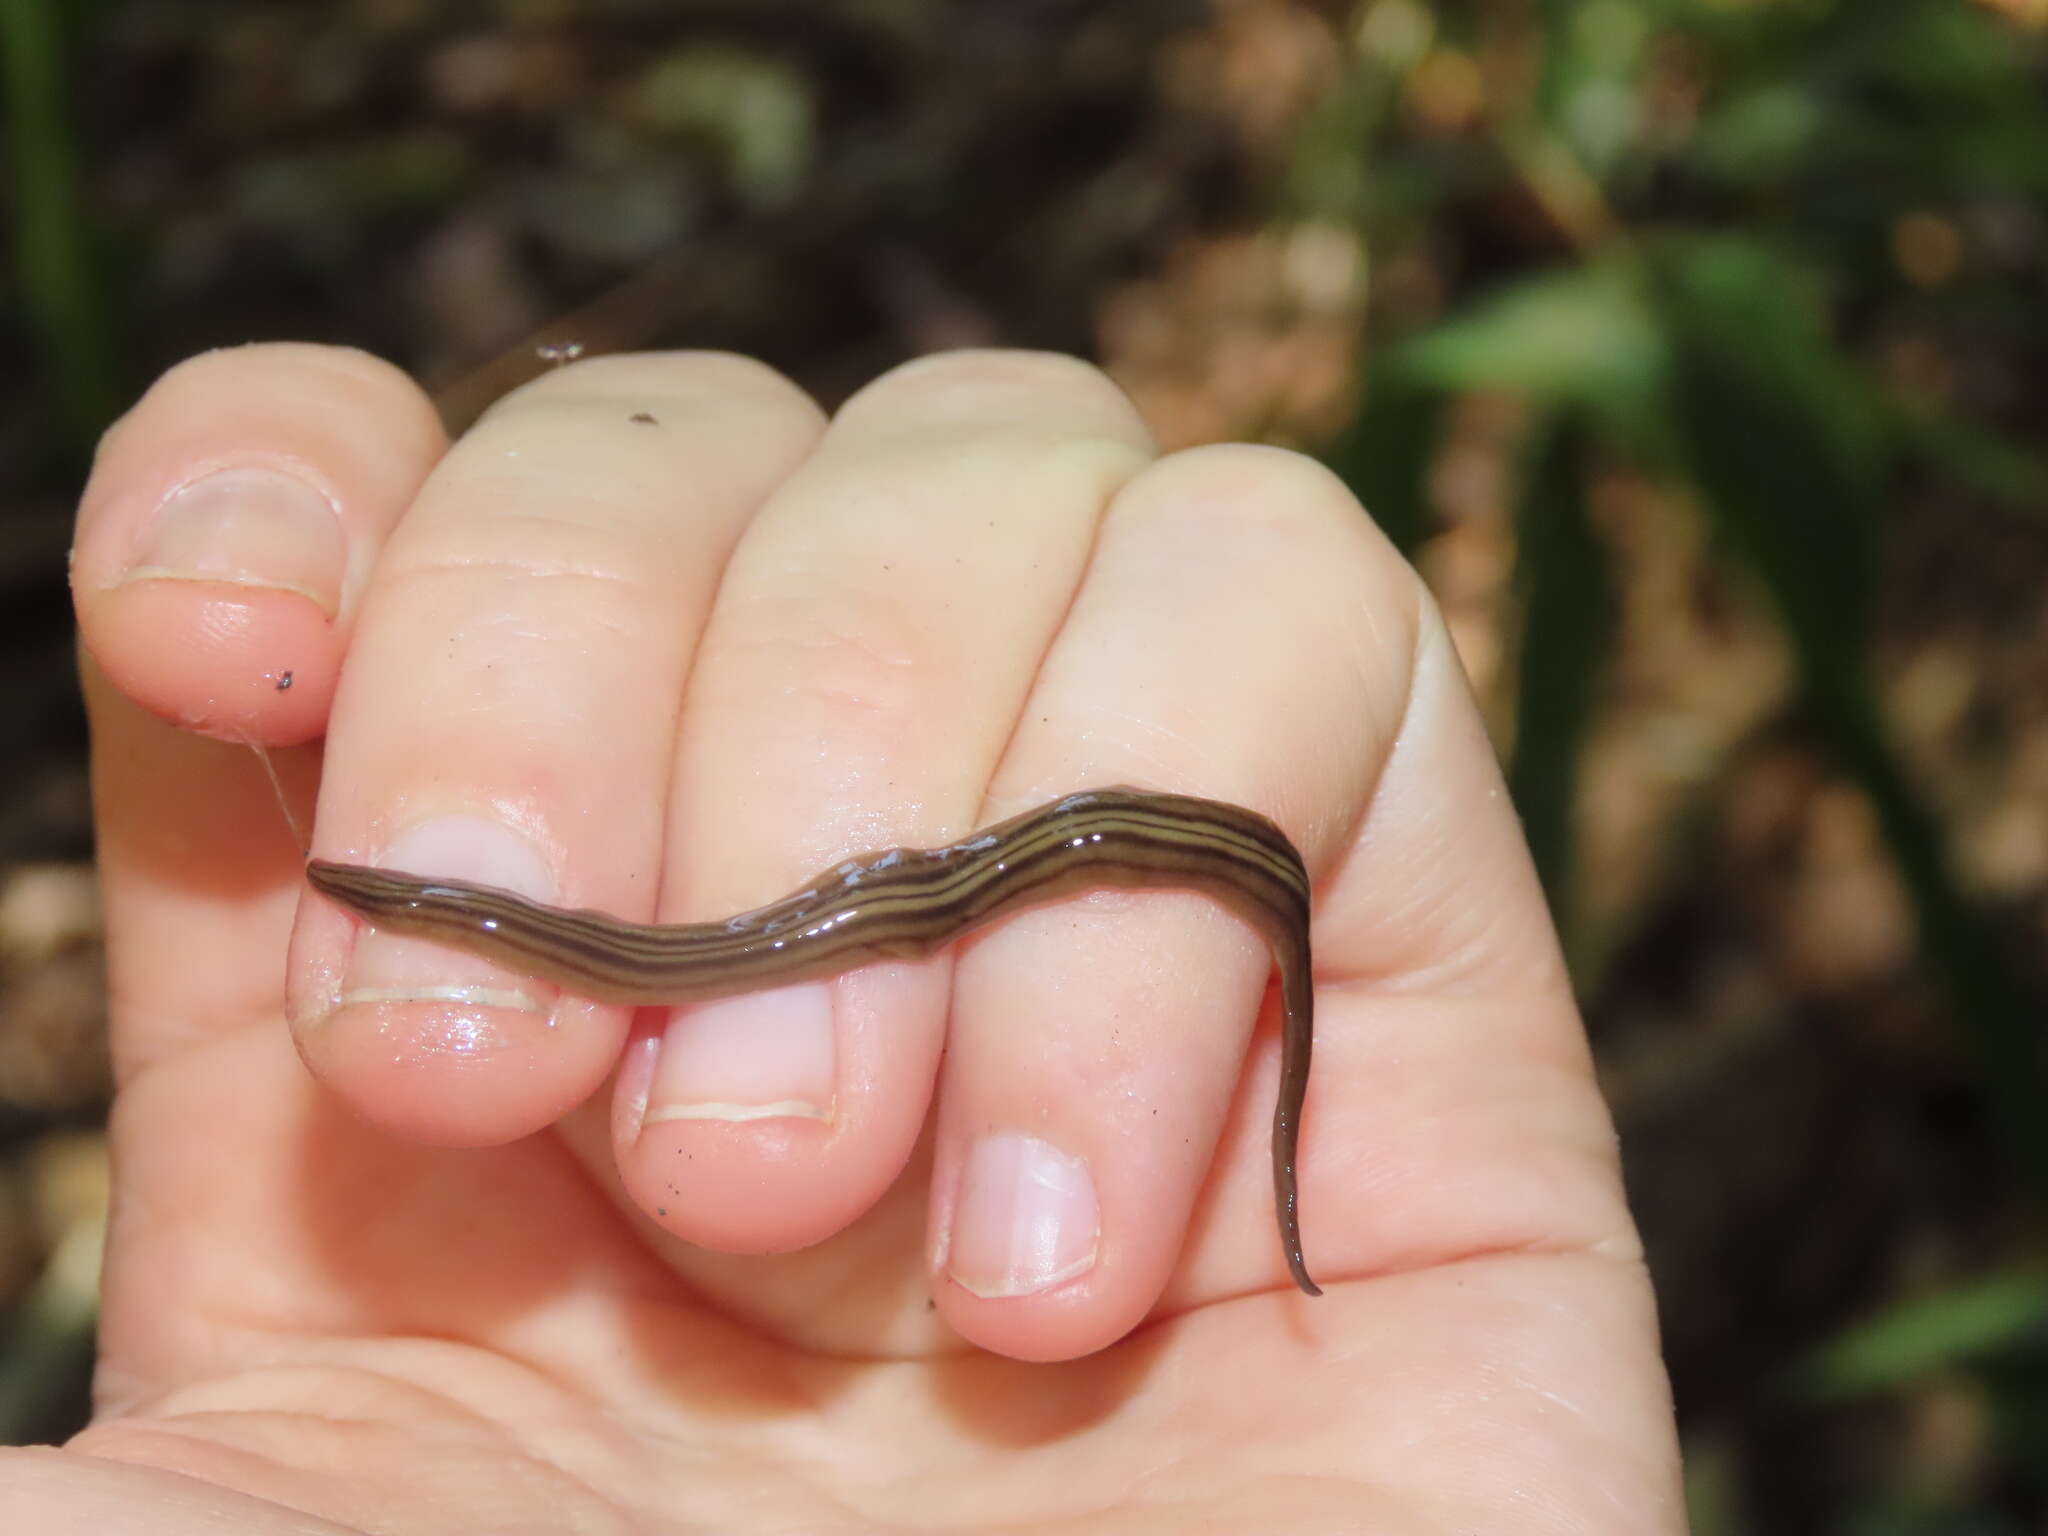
611, 352, 1155, 1282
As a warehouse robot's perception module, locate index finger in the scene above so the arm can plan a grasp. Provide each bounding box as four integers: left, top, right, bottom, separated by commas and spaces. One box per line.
74, 346, 446, 1079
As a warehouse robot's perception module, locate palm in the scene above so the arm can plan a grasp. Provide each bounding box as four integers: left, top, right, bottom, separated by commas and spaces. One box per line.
87, 891, 1657, 1530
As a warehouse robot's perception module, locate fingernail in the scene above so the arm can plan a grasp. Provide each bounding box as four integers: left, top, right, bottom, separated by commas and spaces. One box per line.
336, 816, 556, 1014
122, 466, 347, 615
640, 983, 836, 1130
947, 1132, 1099, 1299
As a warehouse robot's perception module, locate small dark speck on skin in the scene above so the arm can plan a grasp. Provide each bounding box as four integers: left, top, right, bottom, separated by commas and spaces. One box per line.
656, 1207, 667, 1217
275, 670, 293, 692
630, 411, 657, 425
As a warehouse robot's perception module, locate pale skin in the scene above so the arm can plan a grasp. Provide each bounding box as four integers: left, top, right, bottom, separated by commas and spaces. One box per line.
6, 345, 1685, 1530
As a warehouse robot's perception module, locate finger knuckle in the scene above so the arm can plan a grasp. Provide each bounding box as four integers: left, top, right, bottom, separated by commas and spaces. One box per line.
495, 350, 818, 422
837, 349, 1146, 439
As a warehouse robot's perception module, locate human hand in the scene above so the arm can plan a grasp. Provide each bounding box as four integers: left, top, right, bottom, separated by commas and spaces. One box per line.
9, 345, 1682, 1530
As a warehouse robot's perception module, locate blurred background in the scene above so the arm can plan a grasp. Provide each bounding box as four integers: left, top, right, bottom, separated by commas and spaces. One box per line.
1, 0, 2043, 1527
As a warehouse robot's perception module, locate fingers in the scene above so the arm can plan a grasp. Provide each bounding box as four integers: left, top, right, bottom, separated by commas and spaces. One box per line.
289, 354, 826, 1145
76, 346, 445, 1081
74, 344, 446, 746
611, 352, 1155, 1262
278, 348, 1599, 1366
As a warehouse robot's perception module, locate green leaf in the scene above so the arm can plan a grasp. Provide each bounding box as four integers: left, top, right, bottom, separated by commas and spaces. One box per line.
1890, 405, 2048, 521
1508, 409, 1613, 942
1655, 236, 1883, 660
1318, 358, 1443, 561
1789, 1272, 2048, 1403
1658, 233, 2048, 1193
1692, 82, 1824, 182
0, 0, 121, 448
636, 47, 814, 211
1397, 265, 1668, 449
1691, 0, 2048, 201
